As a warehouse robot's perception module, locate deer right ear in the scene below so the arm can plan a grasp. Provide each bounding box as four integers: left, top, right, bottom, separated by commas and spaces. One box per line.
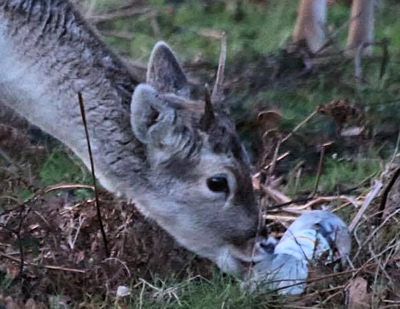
146, 41, 189, 97
131, 84, 197, 165
130, 84, 170, 143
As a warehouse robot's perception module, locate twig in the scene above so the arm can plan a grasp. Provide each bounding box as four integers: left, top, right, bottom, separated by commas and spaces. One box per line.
264, 151, 290, 171
348, 180, 383, 232
265, 255, 400, 296
281, 110, 318, 143
67, 215, 86, 250
253, 152, 290, 180
267, 194, 358, 212
267, 139, 282, 181
100, 30, 135, 40
261, 185, 291, 204
103, 257, 131, 278
312, 142, 331, 196
265, 268, 356, 295
303, 195, 358, 211
44, 183, 95, 194
264, 214, 297, 222
353, 240, 400, 275
267, 197, 314, 211
0, 183, 96, 218
378, 167, 400, 220
0, 253, 86, 273
212, 32, 227, 102
88, 8, 152, 24
77, 93, 109, 257
353, 207, 400, 262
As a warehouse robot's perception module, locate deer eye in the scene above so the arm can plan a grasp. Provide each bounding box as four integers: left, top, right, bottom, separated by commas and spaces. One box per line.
207, 176, 229, 193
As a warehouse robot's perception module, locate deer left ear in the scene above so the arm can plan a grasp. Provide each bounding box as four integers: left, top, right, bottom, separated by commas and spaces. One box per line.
146, 41, 189, 97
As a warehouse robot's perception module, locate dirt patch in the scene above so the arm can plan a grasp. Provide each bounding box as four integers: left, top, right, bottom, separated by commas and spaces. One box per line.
0, 190, 213, 303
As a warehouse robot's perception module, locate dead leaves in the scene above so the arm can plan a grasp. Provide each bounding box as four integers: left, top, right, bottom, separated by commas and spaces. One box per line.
0, 190, 213, 304
346, 277, 370, 309
317, 99, 367, 137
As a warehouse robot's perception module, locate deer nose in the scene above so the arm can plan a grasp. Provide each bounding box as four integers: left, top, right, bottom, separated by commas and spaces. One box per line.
257, 236, 278, 255
258, 225, 269, 238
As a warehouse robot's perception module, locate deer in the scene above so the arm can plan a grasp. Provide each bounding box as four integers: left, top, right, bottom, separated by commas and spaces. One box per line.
0, 0, 271, 276
292, 0, 375, 55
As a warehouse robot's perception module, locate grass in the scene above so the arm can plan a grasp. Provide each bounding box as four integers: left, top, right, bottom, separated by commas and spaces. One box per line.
105, 274, 281, 309
102, 0, 297, 62
39, 148, 90, 186
286, 154, 383, 195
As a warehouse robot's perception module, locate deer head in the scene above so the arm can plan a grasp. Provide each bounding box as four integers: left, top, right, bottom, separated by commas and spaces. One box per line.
130, 41, 269, 275
0, 0, 269, 274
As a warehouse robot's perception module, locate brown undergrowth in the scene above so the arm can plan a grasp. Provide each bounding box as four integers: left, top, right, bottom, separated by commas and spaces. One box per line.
0, 190, 213, 300
0, 99, 399, 308
253, 102, 400, 308
0, 127, 213, 307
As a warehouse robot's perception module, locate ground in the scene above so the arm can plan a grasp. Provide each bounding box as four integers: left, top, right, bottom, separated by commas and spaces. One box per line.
0, 0, 400, 308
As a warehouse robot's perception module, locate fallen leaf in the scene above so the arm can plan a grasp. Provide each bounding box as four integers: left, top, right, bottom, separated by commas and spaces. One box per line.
346, 277, 369, 309
257, 110, 281, 132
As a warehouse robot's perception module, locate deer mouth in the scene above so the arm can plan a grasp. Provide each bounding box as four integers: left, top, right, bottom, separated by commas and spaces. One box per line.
215, 237, 276, 276
229, 236, 276, 264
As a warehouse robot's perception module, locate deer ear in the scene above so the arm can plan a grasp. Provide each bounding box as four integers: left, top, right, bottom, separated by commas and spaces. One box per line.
146, 41, 189, 97
131, 84, 196, 165
130, 84, 172, 144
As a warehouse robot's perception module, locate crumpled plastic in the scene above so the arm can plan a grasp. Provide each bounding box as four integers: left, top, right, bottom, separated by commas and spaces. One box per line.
244, 210, 351, 295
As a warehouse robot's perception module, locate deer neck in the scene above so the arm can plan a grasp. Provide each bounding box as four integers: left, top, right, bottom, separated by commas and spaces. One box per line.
0, 0, 150, 197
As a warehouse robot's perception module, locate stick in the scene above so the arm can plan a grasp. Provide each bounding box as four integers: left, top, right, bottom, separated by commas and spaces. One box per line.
212, 32, 227, 102
378, 167, 400, 219
88, 8, 151, 24
44, 183, 95, 194
0, 253, 86, 273
77, 93, 109, 257
281, 110, 318, 143
312, 142, 332, 196
349, 180, 383, 232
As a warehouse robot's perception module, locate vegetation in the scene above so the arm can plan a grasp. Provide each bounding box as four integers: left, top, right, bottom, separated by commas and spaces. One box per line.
1, 0, 400, 307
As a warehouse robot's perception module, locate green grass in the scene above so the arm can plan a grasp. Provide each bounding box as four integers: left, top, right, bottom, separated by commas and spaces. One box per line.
113, 274, 281, 309
39, 148, 90, 186
286, 154, 383, 194
102, 0, 297, 62
101, 0, 400, 150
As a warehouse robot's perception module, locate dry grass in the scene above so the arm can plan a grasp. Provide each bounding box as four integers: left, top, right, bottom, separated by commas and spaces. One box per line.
0, 104, 399, 308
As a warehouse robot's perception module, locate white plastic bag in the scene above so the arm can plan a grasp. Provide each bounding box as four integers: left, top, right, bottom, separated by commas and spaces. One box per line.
244, 210, 351, 295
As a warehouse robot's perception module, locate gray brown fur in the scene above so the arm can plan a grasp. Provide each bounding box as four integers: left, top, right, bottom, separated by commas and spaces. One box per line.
0, 0, 268, 275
